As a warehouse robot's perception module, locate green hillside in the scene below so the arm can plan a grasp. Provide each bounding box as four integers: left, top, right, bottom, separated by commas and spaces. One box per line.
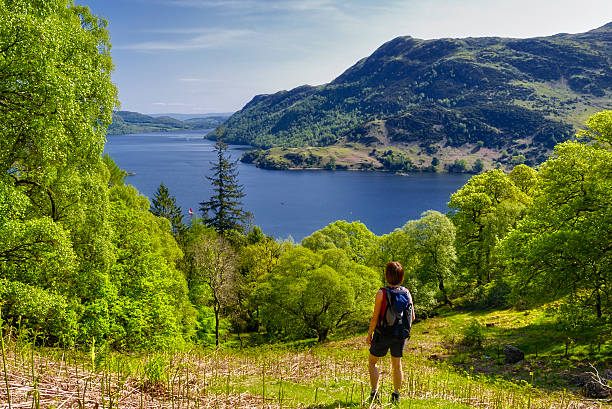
108, 111, 228, 135
217, 23, 612, 172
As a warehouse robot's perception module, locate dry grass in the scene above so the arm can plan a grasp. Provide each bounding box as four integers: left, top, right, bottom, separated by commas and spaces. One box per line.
1, 335, 609, 409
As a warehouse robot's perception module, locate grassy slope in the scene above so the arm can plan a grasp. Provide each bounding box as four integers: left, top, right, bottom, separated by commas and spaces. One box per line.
2, 308, 610, 408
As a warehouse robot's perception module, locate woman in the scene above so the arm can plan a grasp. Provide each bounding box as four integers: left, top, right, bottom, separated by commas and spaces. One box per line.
366, 261, 415, 405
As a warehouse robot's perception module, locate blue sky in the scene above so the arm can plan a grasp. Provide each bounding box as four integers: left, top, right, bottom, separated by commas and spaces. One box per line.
82, 0, 612, 115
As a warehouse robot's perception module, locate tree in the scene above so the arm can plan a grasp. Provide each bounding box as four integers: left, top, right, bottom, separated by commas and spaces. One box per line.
403, 211, 457, 306
0, 1, 121, 345
187, 231, 238, 346
236, 236, 285, 331
151, 183, 185, 236
200, 141, 252, 234
448, 169, 530, 286
0, 2, 200, 349
102, 154, 127, 187
1, 2, 117, 176
254, 246, 378, 341
501, 111, 612, 329
105, 185, 193, 349
301, 220, 377, 264
507, 164, 539, 196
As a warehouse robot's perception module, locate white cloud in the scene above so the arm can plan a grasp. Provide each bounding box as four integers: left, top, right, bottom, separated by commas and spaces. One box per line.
118, 29, 252, 51
167, 0, 351, 18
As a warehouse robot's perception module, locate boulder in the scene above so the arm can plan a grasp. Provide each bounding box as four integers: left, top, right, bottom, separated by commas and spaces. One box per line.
503, 345, 524, 364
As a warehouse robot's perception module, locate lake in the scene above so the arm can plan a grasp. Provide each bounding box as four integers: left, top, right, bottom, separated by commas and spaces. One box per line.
104, 130, 471, 240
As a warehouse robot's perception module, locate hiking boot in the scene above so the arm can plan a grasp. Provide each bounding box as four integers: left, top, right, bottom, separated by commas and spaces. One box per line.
391, 391, 400, 405
368, 390, 380, 404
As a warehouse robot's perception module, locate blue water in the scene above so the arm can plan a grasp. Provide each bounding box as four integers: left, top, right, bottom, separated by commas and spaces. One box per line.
104, 130, 470, 240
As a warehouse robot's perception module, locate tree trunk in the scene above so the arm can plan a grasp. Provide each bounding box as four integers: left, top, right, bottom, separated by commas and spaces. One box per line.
439, 279, 453, 307
317, 329, 328, 343
596, 288, 602, 318
214, 306, 220, 347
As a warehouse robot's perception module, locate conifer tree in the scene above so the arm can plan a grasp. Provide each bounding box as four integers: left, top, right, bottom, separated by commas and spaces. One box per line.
200, 141, 251, 234
151, 183, 185, 235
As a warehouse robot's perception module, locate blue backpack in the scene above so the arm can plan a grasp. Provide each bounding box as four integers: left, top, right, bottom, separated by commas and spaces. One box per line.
376, 286, 413, 339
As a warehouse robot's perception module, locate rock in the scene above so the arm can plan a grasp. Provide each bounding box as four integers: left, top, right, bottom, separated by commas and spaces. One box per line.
503, 345, 524, 364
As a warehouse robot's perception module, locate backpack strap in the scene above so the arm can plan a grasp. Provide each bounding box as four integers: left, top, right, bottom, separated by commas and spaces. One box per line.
375, 287, 389, 333
378, 287, 387, 323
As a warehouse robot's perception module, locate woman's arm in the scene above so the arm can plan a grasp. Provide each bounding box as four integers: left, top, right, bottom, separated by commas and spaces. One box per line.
366, 289, 384, 345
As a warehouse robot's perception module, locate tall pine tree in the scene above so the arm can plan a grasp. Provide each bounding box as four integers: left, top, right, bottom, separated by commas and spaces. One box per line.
200, 141, 251, 234
151, 183, 185, 235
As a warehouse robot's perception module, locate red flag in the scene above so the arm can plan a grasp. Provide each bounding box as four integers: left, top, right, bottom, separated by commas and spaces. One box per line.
189, 208, 194, 216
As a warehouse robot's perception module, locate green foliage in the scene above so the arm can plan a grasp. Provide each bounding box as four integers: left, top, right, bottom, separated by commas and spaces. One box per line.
577, 109, 612, 147
151, 183, 185, 236
507, 164, 539, 196
548, 295, 610, 344
448, 159, 468, 173
372, 149, 415, 172
500, 111, 612, 327
143, 356, 169, 387
0, 279, 79, 345
184, 226, 239, 346
449, 169, 531, 287
301, 220, 377, 264
0, 1, 117, 176
105, 185, 192, 349
236, 236, 285, 331
102, 154, 127, 187
468, 279, 512, 309
461, 319, 485, 348
472, 158, 485, 173
254, 246, 378, 341
200, 141, 252, 234
403, 211, 457, 306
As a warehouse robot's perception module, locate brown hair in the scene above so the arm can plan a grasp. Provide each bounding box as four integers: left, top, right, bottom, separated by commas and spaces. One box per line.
385, 261, 404, 285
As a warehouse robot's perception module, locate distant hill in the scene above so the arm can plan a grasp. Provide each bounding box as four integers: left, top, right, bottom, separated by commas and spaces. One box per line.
108, 111, 230, 135
150, 113, 234, 121
216, 23, 612, 172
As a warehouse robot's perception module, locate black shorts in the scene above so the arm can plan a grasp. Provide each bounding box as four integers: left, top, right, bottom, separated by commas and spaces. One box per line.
369, 332, 406, 358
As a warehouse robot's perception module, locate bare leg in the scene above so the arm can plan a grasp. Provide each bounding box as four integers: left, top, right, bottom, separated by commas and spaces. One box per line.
368, 354, 380, 391
391, 356, 403, 392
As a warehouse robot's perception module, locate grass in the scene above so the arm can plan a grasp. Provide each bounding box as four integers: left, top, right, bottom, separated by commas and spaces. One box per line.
1, 308, 610, 408
410, 307, 612, 392
509, 80, 612, 129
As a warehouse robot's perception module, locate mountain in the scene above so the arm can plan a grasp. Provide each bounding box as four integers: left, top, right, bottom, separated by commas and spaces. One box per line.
216, 23, 612, 172
108, 111, 229, 135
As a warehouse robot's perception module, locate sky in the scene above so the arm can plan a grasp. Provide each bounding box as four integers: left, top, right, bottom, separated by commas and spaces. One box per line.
82, 0, 612, 115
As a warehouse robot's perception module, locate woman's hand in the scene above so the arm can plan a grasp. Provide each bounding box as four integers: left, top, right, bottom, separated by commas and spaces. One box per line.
366, 332, 373, 345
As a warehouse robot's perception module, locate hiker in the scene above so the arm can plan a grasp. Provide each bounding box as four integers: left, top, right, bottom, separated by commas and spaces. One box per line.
366, 261, 415, 405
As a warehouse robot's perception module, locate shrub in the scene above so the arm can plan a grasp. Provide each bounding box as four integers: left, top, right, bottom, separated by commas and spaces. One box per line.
0, 278, 80, 345
461, 319, 485, 348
